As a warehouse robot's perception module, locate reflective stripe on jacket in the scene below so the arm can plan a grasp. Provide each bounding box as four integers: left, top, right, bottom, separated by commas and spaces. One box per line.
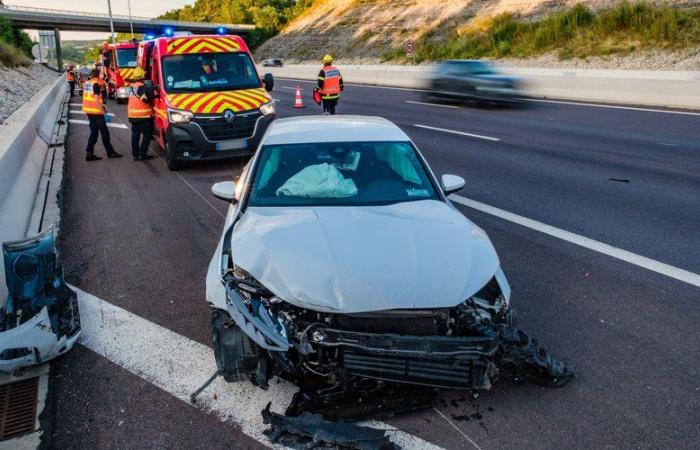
81, 80, 104, 115
127, 81, 154, 119
318, 65, 341, 100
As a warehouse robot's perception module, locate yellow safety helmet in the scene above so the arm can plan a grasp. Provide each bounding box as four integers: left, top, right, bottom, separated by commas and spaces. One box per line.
131, 67, 146, 80
322, 54, 333, 64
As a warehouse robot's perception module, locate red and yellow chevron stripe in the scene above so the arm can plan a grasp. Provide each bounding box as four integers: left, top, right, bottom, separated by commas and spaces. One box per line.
166, 88, 271, 114
118, 68, 138, 82
167, 37, 241, 55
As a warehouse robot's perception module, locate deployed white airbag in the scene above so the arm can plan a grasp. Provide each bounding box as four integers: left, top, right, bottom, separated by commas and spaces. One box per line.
276, 163, 358, 198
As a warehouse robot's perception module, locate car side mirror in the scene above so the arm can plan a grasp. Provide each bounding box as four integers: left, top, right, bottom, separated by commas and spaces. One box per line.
211, 181, 237, 202
442, 174, 465, 195
263, 73, 274, 92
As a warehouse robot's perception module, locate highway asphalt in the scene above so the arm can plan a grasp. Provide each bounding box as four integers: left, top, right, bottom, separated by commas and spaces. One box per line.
50, 82, 699, 449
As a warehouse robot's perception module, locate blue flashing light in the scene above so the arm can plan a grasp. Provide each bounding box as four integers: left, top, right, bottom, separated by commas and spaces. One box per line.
217, 27, 227, 35
164, 27, 174, 36
144, 33, 155, 40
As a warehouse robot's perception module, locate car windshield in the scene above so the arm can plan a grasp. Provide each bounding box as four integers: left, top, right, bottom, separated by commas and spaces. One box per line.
162, 52, 260, 92
248, 141, 440, 207
116, 48, 137, 67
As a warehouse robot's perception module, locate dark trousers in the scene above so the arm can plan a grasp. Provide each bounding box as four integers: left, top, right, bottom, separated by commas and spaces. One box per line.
85, 114, 115, 155
322, 98, 338, 115
130, 118, 154, 157
68, 81, 75, 96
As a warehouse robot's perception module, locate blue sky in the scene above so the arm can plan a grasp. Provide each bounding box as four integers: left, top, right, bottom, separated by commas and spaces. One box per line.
10, 0, 192, 40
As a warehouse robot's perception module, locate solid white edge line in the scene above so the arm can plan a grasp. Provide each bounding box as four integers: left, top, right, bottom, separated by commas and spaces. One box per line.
449, 194, 700, 288
68, 119, 128, 129
521, 98, 700, 116
406, 100, 459, 109
74, 286, 446, 450
414, 124, 501, 142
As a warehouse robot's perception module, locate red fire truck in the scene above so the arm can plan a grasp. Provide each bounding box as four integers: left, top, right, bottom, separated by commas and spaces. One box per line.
100, 40, 140, 104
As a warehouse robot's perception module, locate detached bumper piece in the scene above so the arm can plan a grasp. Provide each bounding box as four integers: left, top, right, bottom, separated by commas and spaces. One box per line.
0, 227, 81, 373
262, 403, 400, 450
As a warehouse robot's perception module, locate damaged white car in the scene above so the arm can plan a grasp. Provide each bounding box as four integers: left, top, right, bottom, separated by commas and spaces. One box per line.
206, 116, 573, 418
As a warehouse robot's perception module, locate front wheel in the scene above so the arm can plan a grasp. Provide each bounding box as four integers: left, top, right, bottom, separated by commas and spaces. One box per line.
165, 140, 181, 171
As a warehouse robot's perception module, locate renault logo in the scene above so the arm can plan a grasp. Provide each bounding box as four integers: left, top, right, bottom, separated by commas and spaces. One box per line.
223, 109, 235, 123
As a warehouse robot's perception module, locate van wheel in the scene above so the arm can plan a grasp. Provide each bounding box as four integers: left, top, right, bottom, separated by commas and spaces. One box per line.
165, 141, 181, 171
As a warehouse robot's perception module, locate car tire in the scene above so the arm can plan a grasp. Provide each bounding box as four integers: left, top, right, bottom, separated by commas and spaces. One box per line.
165, 140, 181, 171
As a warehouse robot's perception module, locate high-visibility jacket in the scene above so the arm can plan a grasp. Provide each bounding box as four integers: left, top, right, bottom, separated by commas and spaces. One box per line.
82, 79, 104, 115
318, 65, 341, 100
66, 71, 75, 82
127, 81, 154, 119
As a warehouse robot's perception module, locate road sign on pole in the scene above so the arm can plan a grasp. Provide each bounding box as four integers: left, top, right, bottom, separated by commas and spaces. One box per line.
31, 43, 48, 64
405, 41, 415, 59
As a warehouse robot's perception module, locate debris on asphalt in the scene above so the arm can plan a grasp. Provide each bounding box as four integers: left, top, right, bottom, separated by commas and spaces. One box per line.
0, 226, 81, 373
262, 402, 400, 450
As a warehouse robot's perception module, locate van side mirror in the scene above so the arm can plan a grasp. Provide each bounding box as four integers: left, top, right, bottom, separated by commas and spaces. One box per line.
263, 73, 274, 92
212, 181, 237, 202
442, 174, 465, 195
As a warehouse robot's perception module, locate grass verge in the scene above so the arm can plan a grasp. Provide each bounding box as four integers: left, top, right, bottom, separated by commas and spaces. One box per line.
383, 2, 700, 63
0, 41, 31, 68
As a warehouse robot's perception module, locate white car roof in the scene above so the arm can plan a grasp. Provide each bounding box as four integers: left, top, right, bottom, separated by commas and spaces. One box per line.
262, 115, 410, 145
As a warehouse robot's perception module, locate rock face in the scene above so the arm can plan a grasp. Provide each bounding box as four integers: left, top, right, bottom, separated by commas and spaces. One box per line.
255, 0, 700, 70
0, 64, 60, 124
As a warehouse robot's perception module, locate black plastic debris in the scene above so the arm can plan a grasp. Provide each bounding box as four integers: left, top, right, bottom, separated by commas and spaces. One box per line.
0, 227, 80, 372
262, 402, 400, 450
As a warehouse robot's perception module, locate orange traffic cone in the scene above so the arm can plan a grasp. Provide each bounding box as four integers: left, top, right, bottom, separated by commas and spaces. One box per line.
293, 85, 304, 108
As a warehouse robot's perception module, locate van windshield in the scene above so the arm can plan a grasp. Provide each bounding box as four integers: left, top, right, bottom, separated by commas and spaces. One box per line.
116, 48, 137, 67
162, 52, 260, 92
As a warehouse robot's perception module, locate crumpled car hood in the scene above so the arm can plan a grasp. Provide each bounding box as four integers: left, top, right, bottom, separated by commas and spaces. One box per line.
231, 200, 500, 313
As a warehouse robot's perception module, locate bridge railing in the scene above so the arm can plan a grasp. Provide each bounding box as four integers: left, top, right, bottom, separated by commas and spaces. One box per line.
1, 4, 253, 29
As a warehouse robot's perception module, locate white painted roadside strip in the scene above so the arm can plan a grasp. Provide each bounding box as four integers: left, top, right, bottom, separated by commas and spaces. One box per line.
69, 119, 128, 129
522, 98, 700, 117
450, 194, 700, 288
76, 287, 446, 450
69, 110, 116, 117
406, 100, 459, 109
414, 124, 501, 142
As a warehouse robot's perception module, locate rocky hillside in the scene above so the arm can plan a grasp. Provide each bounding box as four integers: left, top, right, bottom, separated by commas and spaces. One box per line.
0, 64, 59, 123
255, 0, 700, 69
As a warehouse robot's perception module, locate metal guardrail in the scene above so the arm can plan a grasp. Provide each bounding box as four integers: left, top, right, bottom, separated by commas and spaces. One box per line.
1, 4, 254, 30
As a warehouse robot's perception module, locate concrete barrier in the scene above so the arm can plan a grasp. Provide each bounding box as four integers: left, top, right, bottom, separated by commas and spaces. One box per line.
262, 64, 700, 110
0, 75, 65, 301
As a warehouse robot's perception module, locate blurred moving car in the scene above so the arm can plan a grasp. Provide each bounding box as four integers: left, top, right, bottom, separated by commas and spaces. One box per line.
425, 60, 521, 104
262, 58, 284, 67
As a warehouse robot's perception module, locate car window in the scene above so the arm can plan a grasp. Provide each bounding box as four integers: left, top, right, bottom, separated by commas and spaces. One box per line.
162, 52, 260, 92
116, 48, 137, 67
248, 141, 439, 207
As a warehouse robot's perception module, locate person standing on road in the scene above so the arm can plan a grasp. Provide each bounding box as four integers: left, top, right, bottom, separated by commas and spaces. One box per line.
82, 69, 122, 161
126, 68, 156, 161
317, 55, 343, 115
66, 65, 76, 97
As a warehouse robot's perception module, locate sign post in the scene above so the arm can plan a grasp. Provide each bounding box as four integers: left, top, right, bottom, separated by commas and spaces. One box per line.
404, 41, 415, 61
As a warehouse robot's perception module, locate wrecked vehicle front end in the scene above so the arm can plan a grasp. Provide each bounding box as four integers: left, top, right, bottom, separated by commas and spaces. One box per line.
206, 222, 574, 419
0, 227, 81, 373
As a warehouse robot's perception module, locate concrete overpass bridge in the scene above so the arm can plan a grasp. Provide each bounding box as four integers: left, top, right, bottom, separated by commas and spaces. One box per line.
0, 4, 255, 68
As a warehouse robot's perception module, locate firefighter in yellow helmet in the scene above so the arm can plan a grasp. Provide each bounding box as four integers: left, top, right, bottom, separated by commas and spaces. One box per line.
317, 54, 343, 115
125, 67, 156, 161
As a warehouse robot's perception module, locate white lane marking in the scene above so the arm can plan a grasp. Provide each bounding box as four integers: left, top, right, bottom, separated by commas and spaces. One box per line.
69, 119, 128, 129
281, 86, 305, 91
657, 142, 680, 147
406, 100, 459, 109
522, 98, 700, 116
75, 287, 445, 450
414, 124, 500, 142
70, 103, 83, 107
277, 77, 430, 93
432, 407, 482, 450
450, 194, 700, 288
69, 110, 116, 117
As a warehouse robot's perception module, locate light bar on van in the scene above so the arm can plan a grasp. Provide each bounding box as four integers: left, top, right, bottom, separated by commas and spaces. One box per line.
217, 27, 227, 35
168, 108, 194, 124
164, 27, 174, 37
259, 101, 275, 116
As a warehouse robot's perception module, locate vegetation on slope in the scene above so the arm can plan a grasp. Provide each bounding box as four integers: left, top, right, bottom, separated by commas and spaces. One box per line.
160, 0, 314, 48
0, 16, 33, 67
383, 2, 700, 63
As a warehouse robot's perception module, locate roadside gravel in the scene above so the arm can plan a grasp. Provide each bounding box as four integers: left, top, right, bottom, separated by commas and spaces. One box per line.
0, 63, 60, 124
